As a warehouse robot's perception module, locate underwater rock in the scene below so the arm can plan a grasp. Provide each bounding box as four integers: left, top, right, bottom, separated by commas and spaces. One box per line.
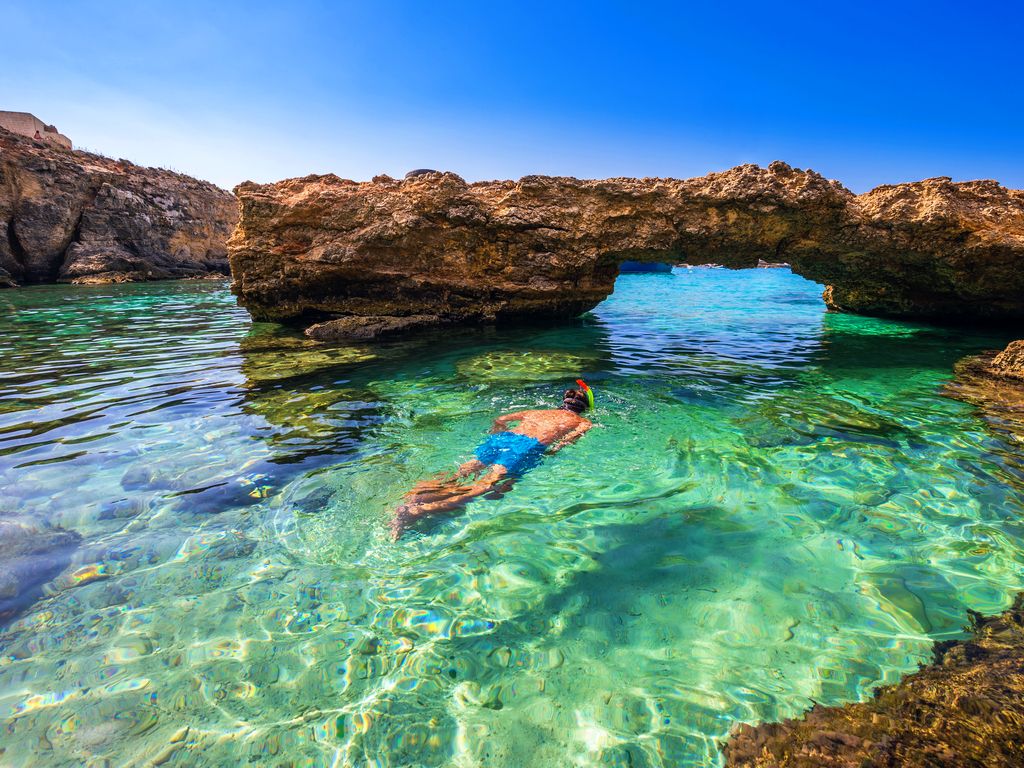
455, 349, 602, 381
0, 126, 237, 285
945, 344, 1024, 463
230, 164, 1024, 332
722, 595, 1024, 768
0, 517, 81, 621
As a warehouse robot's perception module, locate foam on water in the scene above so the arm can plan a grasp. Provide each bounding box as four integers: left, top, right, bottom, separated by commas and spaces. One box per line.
0, 271, 1022, 766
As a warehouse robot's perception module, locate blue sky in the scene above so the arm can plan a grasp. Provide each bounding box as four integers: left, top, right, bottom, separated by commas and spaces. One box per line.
2, 1, 1021, 192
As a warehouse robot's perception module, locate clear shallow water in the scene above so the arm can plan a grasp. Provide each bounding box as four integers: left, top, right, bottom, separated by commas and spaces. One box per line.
0, 270, 1022, 767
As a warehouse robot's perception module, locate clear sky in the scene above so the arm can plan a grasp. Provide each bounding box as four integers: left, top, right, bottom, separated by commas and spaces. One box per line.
2, 1, 1021, 192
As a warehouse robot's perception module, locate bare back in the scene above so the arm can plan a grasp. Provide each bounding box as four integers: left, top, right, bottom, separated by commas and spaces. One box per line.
501, 409, 591, 446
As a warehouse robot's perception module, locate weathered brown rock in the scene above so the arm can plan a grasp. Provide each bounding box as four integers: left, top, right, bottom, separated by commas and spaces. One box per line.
305, 313, 443, 341
229, 163, 1024, 334
722, 596, 1024, 768
945, 342, 1024, 429
0, 126, 237, 285
987, 340, 1024, 381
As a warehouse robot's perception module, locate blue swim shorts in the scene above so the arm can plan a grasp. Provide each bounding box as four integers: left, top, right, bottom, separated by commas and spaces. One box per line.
474, 431, 547, 476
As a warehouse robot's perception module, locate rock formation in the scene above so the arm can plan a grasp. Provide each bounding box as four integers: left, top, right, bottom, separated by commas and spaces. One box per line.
722, 596, 1024, 768
228, 163, 1024, 338
0, 126, 237, 286
983, 340, 1024, 381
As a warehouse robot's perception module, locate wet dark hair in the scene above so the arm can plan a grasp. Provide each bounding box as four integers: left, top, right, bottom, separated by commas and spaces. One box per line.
560, 388, 588, 414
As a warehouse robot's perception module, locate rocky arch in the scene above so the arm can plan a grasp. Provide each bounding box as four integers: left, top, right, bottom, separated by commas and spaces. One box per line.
228, 162, 1024, 339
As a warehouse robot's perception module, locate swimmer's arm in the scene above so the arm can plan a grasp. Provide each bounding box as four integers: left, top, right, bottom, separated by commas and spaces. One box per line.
489, 411, 528, 433
547, 420, 592, 453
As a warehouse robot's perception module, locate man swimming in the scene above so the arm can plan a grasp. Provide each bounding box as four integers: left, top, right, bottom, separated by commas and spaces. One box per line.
390, 381, 595, 538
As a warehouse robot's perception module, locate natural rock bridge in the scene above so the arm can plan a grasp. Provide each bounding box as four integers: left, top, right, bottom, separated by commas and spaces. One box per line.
229, 162, 1024, 339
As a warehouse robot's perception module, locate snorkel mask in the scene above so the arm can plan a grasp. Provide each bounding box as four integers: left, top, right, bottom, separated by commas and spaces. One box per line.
576, 379, 595, 410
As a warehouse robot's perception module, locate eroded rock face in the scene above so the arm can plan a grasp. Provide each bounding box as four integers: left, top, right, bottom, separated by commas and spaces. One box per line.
229, 163, 1024, 336
305, 313, 444, 341
722, 596, 1024, 768
0, 127, 238, 285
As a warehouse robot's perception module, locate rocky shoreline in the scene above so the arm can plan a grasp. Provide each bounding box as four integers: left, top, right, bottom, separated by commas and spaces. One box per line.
229, 163, 1024, 339
0, 127, 237, 287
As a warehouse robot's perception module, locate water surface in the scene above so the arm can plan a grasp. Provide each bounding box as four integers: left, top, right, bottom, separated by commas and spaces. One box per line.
1, 270, 1022, 767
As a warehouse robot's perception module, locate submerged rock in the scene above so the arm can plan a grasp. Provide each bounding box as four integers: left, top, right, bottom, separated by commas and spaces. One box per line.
229, 163, 1024, 333
0, 517, 81, 622
0, 126, 237, 285
723, 596, 1024, 768
726, 355, 1024, 768
945, 341, 1024, 445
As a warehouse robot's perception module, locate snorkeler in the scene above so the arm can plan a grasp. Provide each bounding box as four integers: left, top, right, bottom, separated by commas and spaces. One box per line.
390, 380, 595, 538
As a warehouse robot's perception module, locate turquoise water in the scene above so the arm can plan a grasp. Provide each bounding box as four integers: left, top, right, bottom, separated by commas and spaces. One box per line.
1, 270, 1022, 767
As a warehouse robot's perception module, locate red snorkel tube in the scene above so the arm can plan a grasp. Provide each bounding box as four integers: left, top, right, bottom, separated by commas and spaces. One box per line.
575, 379, 595, 410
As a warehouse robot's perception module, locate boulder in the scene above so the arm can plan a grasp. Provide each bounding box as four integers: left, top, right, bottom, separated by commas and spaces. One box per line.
404, 168, 440, 178
305, 313, 443, 341
989, 340, 1024, 381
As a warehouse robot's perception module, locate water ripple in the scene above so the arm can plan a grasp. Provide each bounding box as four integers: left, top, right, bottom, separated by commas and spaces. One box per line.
0, 273, 1022, 766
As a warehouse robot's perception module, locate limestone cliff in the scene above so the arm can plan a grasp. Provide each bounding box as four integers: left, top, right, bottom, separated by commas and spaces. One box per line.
229, 163, 1024, 337
0, 127, 237, 286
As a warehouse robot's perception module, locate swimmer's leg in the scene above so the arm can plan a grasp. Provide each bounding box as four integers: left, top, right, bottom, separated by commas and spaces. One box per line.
391, 465, 509, 539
